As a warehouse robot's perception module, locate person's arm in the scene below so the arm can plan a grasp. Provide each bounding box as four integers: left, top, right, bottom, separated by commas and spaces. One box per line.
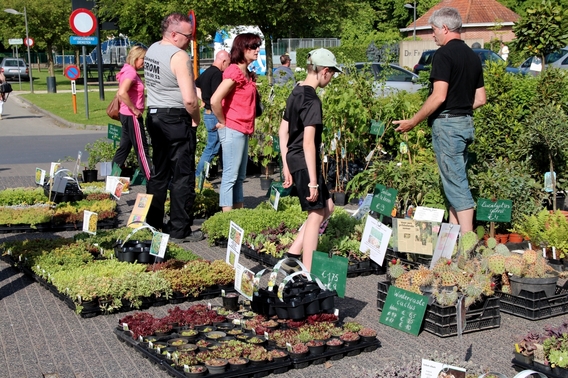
117, 78, 141, 117
473, 86, 486, 109
278, 119, 294, 188
171, 50, 200, 126
303, 125, 318, 202
210, 78, 236, 128
393, 80, 448, 132
196, 87, 205, 109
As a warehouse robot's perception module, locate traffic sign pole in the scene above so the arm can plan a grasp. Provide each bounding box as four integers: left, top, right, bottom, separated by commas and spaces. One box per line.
71, 81, 77, 114
82, 46, 89, 119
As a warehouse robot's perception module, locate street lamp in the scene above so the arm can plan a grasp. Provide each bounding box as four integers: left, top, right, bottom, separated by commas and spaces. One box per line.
4, 7, 34, 93
404, 1, 417, 41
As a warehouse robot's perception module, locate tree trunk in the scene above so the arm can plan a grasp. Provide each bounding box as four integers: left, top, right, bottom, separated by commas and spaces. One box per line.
550, 153, 556, 211
46, 48, 55, 77
265, 34, 273, 84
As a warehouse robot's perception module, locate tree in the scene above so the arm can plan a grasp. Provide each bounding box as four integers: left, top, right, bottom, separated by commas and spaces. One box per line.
0, 0, 72, 77
512, 0, 568, 67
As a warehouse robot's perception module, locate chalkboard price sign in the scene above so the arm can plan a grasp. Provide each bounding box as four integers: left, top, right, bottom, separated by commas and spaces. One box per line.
379, 285, 428, 336
311, 251, 348, 298
370, 184, 398, 217
476, 199, 512, 223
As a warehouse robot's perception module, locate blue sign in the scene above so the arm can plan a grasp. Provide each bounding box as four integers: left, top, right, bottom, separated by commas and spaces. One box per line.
70, 36, 98, 45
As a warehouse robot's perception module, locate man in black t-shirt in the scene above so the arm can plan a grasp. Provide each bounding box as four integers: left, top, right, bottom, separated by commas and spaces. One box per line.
195, 50, 230, 179
278, 48, 341, 272
393, 7, 486, 234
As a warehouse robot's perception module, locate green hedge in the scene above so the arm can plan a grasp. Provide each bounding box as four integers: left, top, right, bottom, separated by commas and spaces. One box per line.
296, 46, 368, 68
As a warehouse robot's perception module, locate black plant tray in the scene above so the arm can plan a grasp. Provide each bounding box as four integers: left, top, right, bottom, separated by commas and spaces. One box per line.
241, 245, 382, 278
1, 256, 234, 318
385, 250, 430, 270
377, 281, 501, 337
114, 328, 292, 377
513, 357, 567, 378
495, 283, 568, 320
0, 216, 118, 234
289, 338, 380, 369
168, 285, 236, 306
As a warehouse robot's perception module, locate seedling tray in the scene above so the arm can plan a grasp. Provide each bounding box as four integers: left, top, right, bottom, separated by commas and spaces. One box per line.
513, 356, 567, 378
496, 283, 568, 320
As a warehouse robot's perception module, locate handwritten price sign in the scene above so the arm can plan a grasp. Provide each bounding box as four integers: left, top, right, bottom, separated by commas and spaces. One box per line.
370, 184, 398, 217
311, 251, 348, 298
476, 199, 512, 223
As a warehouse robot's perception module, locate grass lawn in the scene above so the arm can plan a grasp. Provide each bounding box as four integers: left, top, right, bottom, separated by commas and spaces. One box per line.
18, 67, 120, 126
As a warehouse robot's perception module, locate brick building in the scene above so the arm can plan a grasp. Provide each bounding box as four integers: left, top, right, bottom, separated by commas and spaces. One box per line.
401, 0, 519, 43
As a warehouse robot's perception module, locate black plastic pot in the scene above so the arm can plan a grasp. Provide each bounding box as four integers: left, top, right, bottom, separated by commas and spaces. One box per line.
303, 292, 321, 315
287, 299, 305, 320
82, 169, 98, 183
307, 343, 325, 355
222, 294, 239, 311
318, 290, 336, 311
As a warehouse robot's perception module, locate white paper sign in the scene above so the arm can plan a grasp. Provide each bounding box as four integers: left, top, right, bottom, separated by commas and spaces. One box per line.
352, 194, 373, 220
100, 162, 112, 177
234, 263, 254, 300
150, 232, 169, 258
430, 223, 460, 269
359, 216, 392, 266
269, 185, 281, 211
35, 168, 46, 186
226, 221, 244, 268
421, 359, 466, 378
413, 206, 445, 223
82, 211, 98, 235
105, 176, 130, 200
49, 162, 61, 178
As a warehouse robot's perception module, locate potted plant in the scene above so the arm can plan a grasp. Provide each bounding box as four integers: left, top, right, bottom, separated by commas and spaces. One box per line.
358, 327, 377, 343
84, 138, 116, 182
204, 358, 228, 374
289, 342, 309, 359
500, 249, 559, 297
514, 331, 541, 365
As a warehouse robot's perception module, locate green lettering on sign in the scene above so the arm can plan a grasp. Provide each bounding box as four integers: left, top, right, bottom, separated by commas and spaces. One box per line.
379, 285, 428, 336
107, 123, 122, 142
476, 199, 512, 222
370, 184, 398, 217
370, 120, 385, 136
311, 251, 348, 298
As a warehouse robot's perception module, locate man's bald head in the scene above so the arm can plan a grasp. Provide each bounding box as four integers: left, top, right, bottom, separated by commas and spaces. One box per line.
214, 50, 230, 71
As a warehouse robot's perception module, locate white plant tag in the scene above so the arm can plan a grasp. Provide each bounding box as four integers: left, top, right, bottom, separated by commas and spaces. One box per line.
122, 323, 129, 331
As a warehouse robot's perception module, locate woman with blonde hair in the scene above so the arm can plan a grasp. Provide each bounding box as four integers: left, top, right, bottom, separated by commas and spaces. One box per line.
111, 45, 152, 180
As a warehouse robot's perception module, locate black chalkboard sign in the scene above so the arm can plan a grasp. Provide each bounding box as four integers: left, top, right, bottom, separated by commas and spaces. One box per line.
476, 199, 512, 222
379, 285, 428, 336
311, 251, 348, 298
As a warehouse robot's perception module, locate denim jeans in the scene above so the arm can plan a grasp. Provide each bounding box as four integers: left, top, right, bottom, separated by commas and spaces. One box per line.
218, 126, 248, 207
195, 111, 220, 178
432, 116, 475, 212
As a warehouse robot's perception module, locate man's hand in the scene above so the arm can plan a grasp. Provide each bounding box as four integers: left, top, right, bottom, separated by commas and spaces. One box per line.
393, 119, 416, 133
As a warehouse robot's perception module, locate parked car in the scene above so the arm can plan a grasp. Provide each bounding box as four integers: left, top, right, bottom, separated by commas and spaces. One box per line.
413, 49, 521, 74
517, 47, 568, 74
354, 62, 423, 96
0, 58, 29, 81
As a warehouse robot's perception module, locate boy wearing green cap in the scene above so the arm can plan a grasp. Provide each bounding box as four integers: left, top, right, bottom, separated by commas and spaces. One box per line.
278, 48, 341, 272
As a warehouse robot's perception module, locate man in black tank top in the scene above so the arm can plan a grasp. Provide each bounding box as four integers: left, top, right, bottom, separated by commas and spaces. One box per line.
393, 7, 486, 235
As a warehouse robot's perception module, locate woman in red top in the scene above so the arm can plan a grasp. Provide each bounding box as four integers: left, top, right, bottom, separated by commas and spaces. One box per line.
211, 33, 261, 211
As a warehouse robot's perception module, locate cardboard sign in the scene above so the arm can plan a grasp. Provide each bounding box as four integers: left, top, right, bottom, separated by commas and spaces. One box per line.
127, 194, 153, 227
359, 215, 392, 266
476, 199, 512, 222
226, 221, 244, 268
311, 251, 348, 298
393, 218, 438, 255
379, 285, 428, 336
370, 184, 398, 217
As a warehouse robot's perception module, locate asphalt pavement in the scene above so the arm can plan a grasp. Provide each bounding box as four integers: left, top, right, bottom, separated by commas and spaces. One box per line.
0, 96, 557, 378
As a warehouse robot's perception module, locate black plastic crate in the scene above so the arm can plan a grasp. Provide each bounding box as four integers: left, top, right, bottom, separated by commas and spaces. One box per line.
423, 314, 501, 338
426, 296, 500, 325
496, 285, 568, 320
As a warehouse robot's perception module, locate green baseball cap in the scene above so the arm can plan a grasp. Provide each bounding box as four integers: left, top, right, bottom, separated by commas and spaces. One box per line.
307, 48, 342, 73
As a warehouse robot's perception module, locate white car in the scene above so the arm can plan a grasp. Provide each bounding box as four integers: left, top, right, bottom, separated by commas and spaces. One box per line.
518, 47, 568, 74
354, 62, 423, 96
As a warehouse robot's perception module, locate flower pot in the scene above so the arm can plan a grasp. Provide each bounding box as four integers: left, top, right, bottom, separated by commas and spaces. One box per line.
513, 351, 533, 366
509, 233, 524, 243
318, 290, 336, 311
204, 358, 228, 374
340, 334, 360, 347
495, 233, 509, 244
326, 339, 344, 351
333, 192, 347, 206
260, 177, 273, 190
248, 357, 268, 366
184, 365, 208, 377
287, 299, 305, 320
303, 292, 321, 315
82, 169, 98, 183
214, 322, 235, 331
533, 361, 551, 373
206, 331, 226, 341
553, 367, 568, 378
228, 357, 249, 370
222, 293, 239, 311
289, 350, 309, 360
307, 343, 325, 355
509, 275, 558, 297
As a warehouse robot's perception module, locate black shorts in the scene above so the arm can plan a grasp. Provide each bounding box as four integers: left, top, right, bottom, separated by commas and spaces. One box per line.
292, 168, 331, 211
